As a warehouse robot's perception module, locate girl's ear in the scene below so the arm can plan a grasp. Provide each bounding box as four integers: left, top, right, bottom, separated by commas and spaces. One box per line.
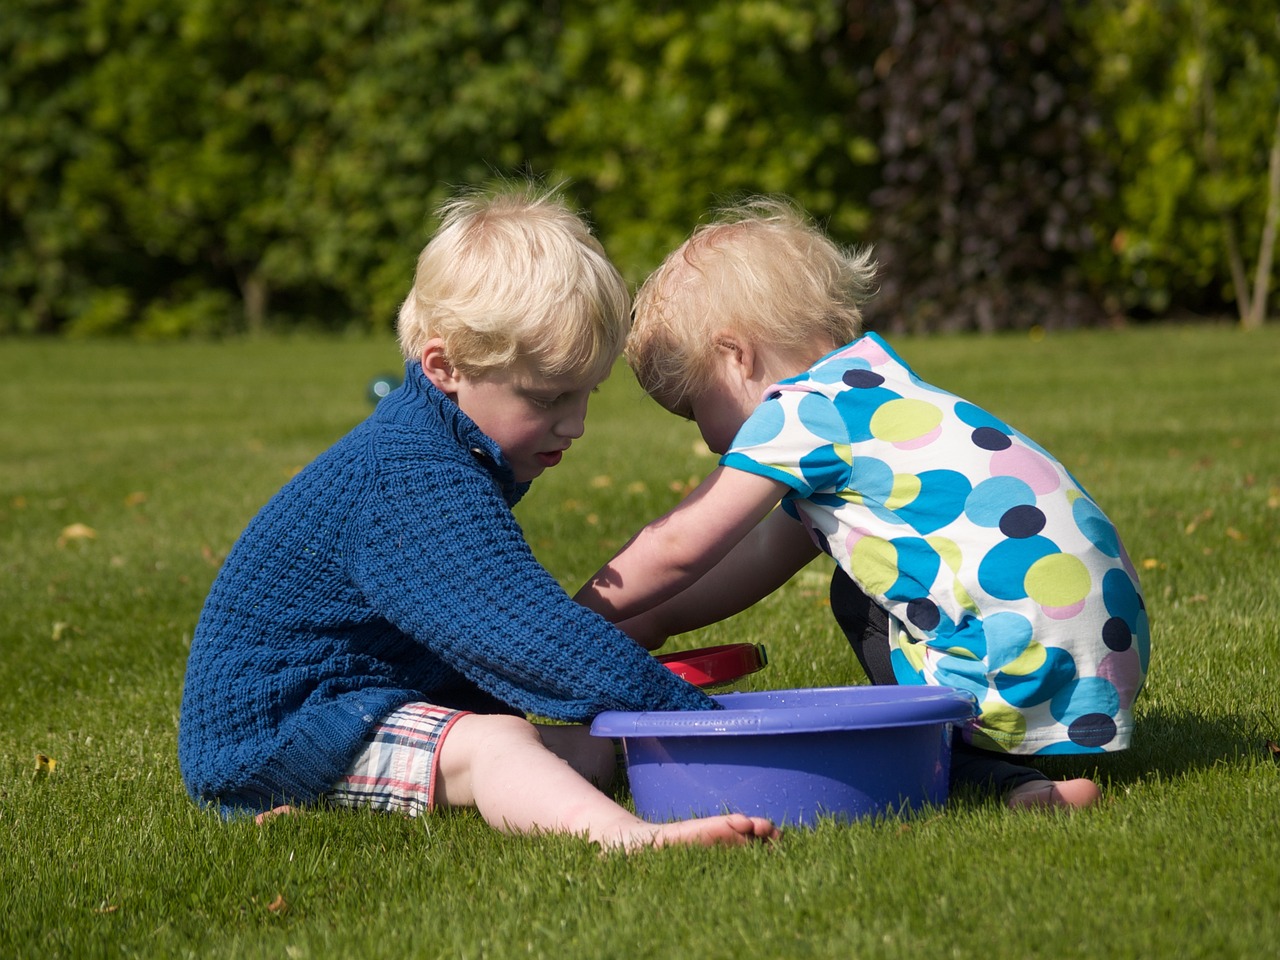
420, 338, 462, 396
713, 332, 756, 381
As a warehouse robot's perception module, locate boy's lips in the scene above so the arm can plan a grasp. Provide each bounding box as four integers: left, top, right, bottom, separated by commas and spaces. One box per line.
537, 449, 565, 468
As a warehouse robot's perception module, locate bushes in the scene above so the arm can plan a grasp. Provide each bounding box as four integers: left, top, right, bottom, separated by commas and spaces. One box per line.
1, 0, 1275, 336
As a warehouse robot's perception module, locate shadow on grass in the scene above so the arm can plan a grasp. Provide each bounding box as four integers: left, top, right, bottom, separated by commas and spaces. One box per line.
1024, 704, 1278, 789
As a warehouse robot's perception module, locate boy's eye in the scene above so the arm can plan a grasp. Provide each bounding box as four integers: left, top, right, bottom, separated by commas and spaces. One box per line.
528, 386, 598, 409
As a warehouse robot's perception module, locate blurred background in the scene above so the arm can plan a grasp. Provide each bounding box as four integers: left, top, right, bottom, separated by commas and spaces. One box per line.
2, 0, 1276, 339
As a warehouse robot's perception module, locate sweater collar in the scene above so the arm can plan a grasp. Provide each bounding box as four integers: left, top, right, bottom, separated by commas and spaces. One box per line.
379, 360, 530, 504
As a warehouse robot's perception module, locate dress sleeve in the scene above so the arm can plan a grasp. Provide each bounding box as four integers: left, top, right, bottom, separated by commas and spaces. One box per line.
346, 453, 714, 722
720, 387, 853, 499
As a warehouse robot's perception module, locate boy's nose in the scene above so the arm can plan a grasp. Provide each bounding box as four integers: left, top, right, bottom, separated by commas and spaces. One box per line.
555, 396, 589, 438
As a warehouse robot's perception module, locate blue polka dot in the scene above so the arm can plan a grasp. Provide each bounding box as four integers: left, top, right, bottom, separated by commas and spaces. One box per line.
1067, 714, 1119, 748
1050, 677, 1121, 725
795, 392, 849, 444
733, 398, 786, 447
971, 426, 1012, 451
896, 470, 972, 534
934, 617, 987, 660
1072, 497, 1120, 557
976, 535, 1059, 600
848, 456, 895, 504
841, 369, 885, 389
832, 385, 901, 443
994, 645, 1077, 707
1102, 568, 1142, 626
932, 655, 992, 702
796, 445, 851, 494
999, 504, 1046, 539
1102, 617, 1132, 651
907, 597, 941, 631
889, 647, 927, 684
982, 612, 1034, 670
811, 357, 868, 384
1034, 740, 1105, 756
1135, 608, 1151, 673
965, 476, 1037, 527
881, 537, 942, 604
954, 402, 1010, 432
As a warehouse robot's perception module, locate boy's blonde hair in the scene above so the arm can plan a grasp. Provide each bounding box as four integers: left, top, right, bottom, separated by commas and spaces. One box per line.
629, 197, 877, 407
397, 182, 629, 384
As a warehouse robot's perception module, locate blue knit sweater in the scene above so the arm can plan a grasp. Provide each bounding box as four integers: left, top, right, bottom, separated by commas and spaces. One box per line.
178, 360, 712, 816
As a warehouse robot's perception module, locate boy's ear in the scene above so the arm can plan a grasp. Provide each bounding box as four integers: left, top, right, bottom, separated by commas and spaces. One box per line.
713, 332, 756, 380
420, 338, 462, 395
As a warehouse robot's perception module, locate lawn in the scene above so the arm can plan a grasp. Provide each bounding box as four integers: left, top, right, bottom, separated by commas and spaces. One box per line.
2, 325, 1278, 959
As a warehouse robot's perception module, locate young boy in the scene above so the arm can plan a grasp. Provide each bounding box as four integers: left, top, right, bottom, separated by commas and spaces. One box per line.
178, 183, 779, 850
574, 198, 1149, 811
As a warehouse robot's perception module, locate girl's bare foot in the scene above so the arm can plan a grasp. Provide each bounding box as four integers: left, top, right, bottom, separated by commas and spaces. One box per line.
598, 812, 781, 852
1006, 777, 1101, 811
254, 804, 295, 825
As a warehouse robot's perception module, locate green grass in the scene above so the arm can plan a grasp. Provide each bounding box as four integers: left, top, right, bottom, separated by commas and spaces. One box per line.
2, 325, 1278, 959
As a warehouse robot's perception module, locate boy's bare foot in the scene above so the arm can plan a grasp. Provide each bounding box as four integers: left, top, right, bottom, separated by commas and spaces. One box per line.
254, 804, 295, 825
1005, 777, 1101, 811
599, 812, 781, 852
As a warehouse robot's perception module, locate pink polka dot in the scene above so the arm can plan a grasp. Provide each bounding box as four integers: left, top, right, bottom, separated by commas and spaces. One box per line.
894, 425, 942, 450
989, 445, 1061, 495
1097, 647, 1142, 709
1041, 599, 1086, 620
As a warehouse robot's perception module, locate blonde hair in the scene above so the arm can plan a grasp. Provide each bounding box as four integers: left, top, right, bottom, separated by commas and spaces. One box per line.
397, 182, 630, 384
629, 197, 877, 407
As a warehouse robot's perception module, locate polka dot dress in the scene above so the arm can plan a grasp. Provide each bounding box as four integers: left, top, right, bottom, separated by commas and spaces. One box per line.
722, 334, 1149, 755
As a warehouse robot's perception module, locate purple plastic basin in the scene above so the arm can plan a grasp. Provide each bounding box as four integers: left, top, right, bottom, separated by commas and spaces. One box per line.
591, 686, 978, 826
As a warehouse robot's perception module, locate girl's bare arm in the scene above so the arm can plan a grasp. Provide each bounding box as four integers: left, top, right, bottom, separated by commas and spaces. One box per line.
574, 466, 801, 628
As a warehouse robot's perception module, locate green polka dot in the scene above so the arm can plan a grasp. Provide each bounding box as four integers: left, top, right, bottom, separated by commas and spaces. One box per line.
927, 536, 962, 572
999, 642, 1047, 677
869, 398, 943, 443
762, 462, 806, 485
953, 578, 979, 615
1025, 553, 1091, 607
885, 473, 922, 510
895, 633, 927, 674
968, 701, 1026, 751
849, 536, 899, 595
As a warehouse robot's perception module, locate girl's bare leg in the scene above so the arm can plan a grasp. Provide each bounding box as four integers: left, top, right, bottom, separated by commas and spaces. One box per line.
435, 713, 779, 851
1005, 777, 1101, 811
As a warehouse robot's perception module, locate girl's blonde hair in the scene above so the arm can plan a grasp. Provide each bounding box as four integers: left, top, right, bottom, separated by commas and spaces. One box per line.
629, 197, 877, 407
397, 182, 630, 384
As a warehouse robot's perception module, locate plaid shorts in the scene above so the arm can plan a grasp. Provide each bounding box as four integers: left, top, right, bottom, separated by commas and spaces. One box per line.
326, 702, 468, 816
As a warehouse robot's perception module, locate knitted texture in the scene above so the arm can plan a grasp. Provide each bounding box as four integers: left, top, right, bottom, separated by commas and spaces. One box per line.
178, 361, 712, 816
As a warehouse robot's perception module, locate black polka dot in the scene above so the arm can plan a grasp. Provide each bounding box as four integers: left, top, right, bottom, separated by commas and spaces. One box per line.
906, 598, 941, 631
972, 426, 1012, 451
999, 505, 1046, 539
1102, 617, 1132, 651
1068, 713, 1117, 748
842, 369, 885, 389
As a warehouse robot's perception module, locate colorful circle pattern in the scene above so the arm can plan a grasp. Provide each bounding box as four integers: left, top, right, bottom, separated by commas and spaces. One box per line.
724, 334, 1150, 755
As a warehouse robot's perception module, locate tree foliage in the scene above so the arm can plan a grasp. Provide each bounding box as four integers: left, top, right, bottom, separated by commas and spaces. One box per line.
0, 0, 1276, 337
550, 0, 875, 278
1084, 0, 1280, 325
846, 0, 1110, 332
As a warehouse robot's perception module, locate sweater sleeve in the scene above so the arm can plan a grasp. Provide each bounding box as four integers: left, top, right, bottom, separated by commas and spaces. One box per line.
345, 445, 714, 722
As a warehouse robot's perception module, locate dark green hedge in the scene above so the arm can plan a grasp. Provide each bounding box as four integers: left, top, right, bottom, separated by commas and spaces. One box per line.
1, 0, 1275, 336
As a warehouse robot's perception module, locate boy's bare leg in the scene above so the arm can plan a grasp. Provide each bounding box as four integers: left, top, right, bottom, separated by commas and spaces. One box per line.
435, 713, 779, 851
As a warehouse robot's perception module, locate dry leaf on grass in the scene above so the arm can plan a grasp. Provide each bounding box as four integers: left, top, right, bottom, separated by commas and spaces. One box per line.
57, 523, 97, 547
